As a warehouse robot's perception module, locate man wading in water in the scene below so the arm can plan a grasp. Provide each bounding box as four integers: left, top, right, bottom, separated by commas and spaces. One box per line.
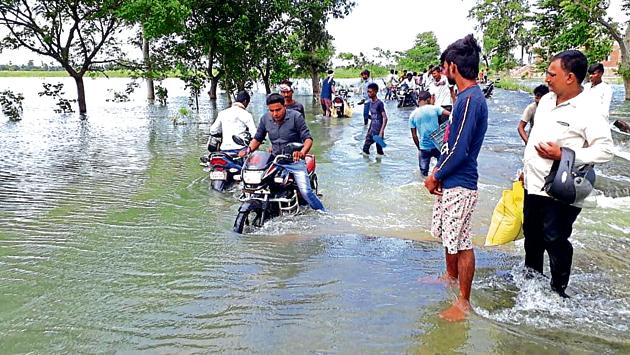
424, 34, 487, 322
522, 50, 613, 297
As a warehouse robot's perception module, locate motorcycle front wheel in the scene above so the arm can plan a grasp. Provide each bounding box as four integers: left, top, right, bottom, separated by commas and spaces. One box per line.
233, 208, 264, 234
310, 173, 319, 195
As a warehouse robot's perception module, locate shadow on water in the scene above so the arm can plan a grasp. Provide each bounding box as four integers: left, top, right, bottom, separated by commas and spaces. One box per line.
0, 78, 628, 353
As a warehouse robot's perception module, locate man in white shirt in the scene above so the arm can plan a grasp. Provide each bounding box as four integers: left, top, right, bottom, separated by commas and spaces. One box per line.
400, 72, 417, 90
523, 50, 614, 298
583, 62, 613, 117
385, 69, 398, 100
422, 66, 433, 89
428, 66, 455, 112
208, 91, 257, 152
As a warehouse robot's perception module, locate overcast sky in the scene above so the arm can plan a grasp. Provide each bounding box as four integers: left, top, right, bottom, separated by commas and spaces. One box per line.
328, 0, 477, 56
328, 0, 628, 58
1, 0, 627, 65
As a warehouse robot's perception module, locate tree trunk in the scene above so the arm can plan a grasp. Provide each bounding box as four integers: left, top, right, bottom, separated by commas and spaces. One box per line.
263, 77, 271, 94
206, 44, 220, 100
258, 62, 272, 94
143, 33, 155, 102
209, 77, 220, 100
310, 68, 321, 98
74, 75, 87, 114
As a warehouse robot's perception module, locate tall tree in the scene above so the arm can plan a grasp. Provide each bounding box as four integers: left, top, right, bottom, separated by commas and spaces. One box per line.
469, 0, 529, 71
534, 0, 612, 65
397, 32, 441, 72
116, 0, 190, 101
0, 0, 125, 114
536, 0, 628, 99
182, 0, 242, 100
290, 0, 355, 97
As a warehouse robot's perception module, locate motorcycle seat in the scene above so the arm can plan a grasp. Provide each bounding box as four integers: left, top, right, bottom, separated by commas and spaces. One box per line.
305, 154, 316, 173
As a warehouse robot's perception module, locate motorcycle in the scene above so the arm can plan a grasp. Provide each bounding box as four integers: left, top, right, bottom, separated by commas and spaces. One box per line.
332, 88, 352, 118
232, 142, 319, 234
482, 80, 494, 98
200, 132, 251, 192
397, 84, 418, 108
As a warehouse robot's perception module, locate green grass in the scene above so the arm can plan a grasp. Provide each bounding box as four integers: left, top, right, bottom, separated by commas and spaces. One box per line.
333, 65, 390, 79
494, 77, 533, 92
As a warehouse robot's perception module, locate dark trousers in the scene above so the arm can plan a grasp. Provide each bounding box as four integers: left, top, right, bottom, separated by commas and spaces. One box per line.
363, 101, 371, 125
523, 193, 581, 293
363, 126, 384, 155
419, 148, 441, 176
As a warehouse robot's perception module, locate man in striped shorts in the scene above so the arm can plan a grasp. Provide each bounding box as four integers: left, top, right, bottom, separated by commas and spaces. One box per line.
424, 34, 488, 322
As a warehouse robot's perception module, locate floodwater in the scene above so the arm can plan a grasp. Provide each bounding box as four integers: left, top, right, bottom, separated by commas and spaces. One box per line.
0, 77, 628, 353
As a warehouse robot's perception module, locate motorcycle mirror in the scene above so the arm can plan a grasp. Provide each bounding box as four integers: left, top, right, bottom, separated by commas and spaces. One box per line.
232, 135, 246, 147
232, 132, 252, 147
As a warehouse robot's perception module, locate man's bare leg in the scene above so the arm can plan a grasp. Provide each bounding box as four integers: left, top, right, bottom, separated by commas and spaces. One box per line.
440, 249, 475, 321
443, 248, 459, 281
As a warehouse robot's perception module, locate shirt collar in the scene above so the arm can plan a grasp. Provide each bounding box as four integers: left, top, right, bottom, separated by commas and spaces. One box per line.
232, 102, 246, 110
269, 111, 290, 125
549, 91, 585, 109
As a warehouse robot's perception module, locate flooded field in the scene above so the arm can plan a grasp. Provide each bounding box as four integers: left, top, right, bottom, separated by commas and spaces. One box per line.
1, 77, 628, 353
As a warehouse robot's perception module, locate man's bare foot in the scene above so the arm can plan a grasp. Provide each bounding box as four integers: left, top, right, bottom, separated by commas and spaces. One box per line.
439, 298, 471, 322
418, 273, 457, 285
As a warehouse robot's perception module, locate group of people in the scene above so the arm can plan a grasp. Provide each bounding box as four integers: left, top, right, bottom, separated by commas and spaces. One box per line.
208, 82, 325, 212
207, 33, 615, 322
383, 66, 457, 109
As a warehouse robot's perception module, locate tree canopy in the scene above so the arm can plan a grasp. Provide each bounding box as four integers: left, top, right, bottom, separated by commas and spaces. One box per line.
0, 0, 356, 112
397, 32, 441, 73
0, 0, 126, 113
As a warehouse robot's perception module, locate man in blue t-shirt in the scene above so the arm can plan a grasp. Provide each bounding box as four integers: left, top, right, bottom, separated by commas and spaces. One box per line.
320, 70, 335, 117
424, 35, 488, 322
409, 90, 451, 176
362, 83, 388, 155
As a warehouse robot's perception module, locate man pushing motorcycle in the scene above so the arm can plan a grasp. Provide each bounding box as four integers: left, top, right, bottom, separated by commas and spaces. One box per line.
239, 93, 325, 211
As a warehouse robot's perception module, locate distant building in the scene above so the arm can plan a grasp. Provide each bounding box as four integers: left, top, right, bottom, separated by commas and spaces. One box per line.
602, 43, 620, 72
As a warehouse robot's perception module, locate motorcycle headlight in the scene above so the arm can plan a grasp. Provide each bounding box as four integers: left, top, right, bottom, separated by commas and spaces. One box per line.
243, 170, 264, 184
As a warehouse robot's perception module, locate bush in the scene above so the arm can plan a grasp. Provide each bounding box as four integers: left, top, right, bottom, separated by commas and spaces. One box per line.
0, 90, 25, 121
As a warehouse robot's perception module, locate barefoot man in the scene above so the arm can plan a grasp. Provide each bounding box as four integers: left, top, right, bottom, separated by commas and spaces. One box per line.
424, 34, 488, 321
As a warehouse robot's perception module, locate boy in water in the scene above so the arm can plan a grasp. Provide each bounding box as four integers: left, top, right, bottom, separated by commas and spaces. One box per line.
409, 91, 451, 176
362, 83, 388, 156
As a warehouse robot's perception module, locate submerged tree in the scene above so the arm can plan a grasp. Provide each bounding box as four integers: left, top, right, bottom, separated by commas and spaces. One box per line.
0, 90, 24, 121
116, 0, 190, 101
0, 0, 126, 114
290, 0, 355, 97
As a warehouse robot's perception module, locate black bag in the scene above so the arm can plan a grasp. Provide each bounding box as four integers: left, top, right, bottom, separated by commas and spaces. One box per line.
542, 147, 596, 205
208, 134, 222, 152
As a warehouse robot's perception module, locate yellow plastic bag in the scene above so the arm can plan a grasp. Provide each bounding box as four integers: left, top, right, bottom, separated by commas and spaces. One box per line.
331, 100, 353, 118
485, 180, 525, 246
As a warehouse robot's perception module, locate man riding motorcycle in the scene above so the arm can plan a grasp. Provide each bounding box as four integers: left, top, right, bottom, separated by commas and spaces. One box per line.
208, 91, 257, 153
239, 93, 325, 211
397, 72, 418, 107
